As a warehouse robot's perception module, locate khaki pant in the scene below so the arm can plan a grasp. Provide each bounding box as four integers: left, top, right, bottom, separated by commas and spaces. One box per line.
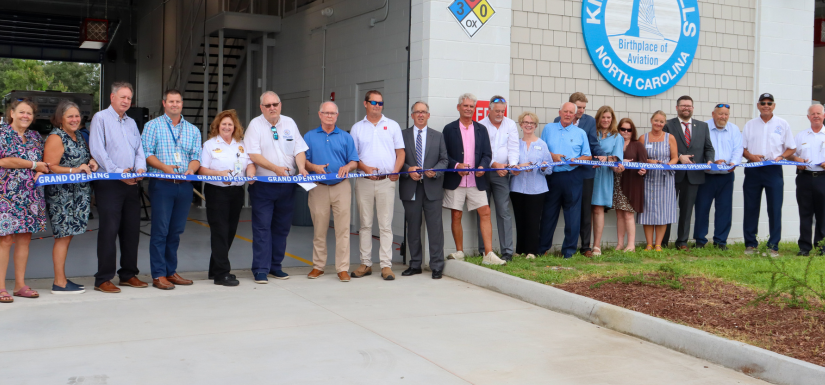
308, 181, 351, 272
355, 178, 395, 268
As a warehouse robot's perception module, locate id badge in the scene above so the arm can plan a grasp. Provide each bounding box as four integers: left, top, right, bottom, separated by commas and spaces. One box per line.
234, 161, 242, 175
174, 152, 182, 163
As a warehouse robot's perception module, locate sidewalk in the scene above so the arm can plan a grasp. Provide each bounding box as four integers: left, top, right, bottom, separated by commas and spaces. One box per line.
0, 266, 769, 385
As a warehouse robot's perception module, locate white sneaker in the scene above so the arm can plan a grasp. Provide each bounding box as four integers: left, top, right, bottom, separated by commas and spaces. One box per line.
447, 251, 465, 261
525, 254, 536, 259
482, 251, 506, 265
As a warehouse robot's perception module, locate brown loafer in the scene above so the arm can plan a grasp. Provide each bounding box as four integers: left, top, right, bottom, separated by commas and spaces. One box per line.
583, 250, 594, 258
94, 281, 121, 293
351, 264, 372, 278
381, 267, 395, 281
307, 269, 325, 279
679, 245, 689, 251
152, 277, 175, 290
337, 271, 351, 282
166, 273, 193, 285
119, 276, 148, 288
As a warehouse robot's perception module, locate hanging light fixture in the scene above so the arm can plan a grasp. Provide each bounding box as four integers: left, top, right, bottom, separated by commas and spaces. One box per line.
80, 18, 108, 49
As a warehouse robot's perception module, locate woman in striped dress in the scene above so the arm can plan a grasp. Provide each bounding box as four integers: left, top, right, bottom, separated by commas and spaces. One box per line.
637, 111, 678, 251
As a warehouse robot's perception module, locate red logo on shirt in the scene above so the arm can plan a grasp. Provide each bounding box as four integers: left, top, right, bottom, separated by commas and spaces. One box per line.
384, 126, 387, 130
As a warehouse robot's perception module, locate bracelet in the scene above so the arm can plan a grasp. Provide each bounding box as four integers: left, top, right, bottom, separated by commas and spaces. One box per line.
31, 160, 37, 170
70, 168, 73, 173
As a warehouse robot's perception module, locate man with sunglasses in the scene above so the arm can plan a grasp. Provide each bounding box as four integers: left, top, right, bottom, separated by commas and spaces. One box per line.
476, 95, 518, 261
693, 104, 742, 250
552, 92, 604, 257
245, 91, 310, 283
661, 95, 714, 250
742, 93, 796, 256
141, 89, 202, 290
350, 90, 405, 281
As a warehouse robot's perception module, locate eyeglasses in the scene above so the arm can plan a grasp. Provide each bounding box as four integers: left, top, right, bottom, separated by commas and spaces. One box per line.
520, 121, 537, 126
320, 112, 338, 116
760, 101, 774, 106
270, 126, 278, 140
716, 104, 730, 109
412, 111, 429, 115
491, 98, 506, 104
262, 102, 280, 109
678, 105, 694, 109
619, 128, 633, 132
367, 101, 384, 106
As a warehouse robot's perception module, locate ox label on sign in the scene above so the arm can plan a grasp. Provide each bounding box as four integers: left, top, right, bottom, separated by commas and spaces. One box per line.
582, 0, 700, 97
474, 101, 507, 121
448, 0, 496, 38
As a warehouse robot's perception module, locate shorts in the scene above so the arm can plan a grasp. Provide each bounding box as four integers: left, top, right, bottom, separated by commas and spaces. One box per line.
443, 186, 488, 211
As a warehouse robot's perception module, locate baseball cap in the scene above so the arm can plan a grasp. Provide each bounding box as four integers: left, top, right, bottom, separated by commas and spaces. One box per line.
758, 93, 775, 102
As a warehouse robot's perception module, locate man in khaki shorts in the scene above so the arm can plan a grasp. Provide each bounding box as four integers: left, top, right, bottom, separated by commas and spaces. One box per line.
441, 93, 505, 265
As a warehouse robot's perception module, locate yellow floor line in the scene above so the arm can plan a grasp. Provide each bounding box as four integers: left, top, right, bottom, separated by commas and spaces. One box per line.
188, 218, 312, 266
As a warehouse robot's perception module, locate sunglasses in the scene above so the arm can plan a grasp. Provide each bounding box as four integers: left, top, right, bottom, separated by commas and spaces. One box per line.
270, 126, 278, 140
262, 102, 280, 109
760, 101, 774, 106
367, 101, 384, 106
619, 128, 633, 132
491, 97, 506, 104
716, 104, 730, 109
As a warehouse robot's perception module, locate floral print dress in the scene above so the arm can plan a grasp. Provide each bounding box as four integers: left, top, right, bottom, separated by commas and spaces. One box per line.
0, 124, 47, 235
45, 128, 92, 238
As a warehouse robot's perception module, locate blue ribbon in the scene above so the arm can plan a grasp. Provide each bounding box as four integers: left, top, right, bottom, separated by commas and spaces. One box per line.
34, 160, 810, 186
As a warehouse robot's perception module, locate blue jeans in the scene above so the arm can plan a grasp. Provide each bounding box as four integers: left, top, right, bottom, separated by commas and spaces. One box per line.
148, 180, 194, 279
539, 168, 583, 258
743, 166, 783, 250
249, 183, 295, 274
693, 173, 734, 246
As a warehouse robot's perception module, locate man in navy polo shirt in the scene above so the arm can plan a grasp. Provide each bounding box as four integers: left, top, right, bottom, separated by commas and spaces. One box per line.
540, 102, 592, 259
304, 101, 359, 282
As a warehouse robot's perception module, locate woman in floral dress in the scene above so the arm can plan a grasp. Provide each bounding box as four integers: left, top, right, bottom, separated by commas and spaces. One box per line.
44, 101, 98, 295
0, 99, 50, 303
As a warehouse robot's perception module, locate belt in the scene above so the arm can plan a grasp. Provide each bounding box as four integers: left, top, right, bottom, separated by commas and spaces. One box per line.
160, 178, 185, 184
365, 175, 388, 180
799, 170, 825, 177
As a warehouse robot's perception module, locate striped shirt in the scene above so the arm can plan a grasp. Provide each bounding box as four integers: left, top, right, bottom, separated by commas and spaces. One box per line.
88, 105, 146, 173
141, 114, 202, 173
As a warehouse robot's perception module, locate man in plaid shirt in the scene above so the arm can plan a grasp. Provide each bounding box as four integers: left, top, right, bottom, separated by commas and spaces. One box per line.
141, 89, 202, 290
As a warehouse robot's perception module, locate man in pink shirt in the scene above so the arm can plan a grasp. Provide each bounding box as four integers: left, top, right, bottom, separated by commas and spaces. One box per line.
441, 93, 504, 265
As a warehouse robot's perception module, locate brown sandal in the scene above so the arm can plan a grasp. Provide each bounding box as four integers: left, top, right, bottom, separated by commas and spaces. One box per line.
0, 290, 13, 303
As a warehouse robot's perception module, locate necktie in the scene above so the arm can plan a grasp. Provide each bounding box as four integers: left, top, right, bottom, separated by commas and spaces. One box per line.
416, 129, 424, 169
682, 122, 691, 147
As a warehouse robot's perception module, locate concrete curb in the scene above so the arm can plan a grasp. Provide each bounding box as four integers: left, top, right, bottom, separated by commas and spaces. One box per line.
443, 260, 825, 385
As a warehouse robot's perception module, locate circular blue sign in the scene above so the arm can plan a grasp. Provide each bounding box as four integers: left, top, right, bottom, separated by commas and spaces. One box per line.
582, 0, 700, 97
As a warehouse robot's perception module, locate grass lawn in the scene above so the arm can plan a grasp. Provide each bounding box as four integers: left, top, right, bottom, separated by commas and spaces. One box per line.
465, 242, 825, 293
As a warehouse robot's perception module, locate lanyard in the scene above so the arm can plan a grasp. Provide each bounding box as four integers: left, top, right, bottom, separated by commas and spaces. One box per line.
164, 120, 181, 149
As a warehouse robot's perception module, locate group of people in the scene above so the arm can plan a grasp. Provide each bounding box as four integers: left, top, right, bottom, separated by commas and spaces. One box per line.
0, 82, 821, 303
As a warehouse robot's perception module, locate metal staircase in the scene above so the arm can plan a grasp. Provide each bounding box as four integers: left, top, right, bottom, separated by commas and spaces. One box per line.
183, 38, 247, 128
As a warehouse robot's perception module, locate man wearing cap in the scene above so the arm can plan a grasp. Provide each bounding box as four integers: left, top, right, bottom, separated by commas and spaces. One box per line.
553, 92, 603, 257
350, 90, 405, 281
789, 104, 825, 256
742, 93, 796, 256
693, 103, 742, 250
476, 95, 518, 261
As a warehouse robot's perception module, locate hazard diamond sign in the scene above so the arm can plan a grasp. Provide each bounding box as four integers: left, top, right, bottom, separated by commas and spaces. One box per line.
448, 0, 496, 38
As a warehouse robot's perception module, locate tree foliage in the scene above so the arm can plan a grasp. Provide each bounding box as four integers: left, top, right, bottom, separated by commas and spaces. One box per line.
0, 58, 100, 112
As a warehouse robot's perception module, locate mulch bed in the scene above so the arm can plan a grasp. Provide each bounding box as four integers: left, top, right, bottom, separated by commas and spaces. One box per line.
556, 276, 825, 367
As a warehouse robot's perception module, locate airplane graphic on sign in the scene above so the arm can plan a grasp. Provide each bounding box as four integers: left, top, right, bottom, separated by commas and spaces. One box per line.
448, 0, 496, 38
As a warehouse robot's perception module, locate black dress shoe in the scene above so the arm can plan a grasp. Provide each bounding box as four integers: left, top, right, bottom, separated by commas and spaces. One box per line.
402, 267, 422, 276
714, 244, 728, 251
797, 251, 810, 256
501, 253, 513, 262
214, 275, 240, 286
431, 269, 443, 279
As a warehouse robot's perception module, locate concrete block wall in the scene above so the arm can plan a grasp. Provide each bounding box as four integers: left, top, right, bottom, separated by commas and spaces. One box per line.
507, 0, 814, 250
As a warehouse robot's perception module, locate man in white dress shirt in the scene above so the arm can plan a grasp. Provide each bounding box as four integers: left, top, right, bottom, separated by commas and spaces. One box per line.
790, 104, 825, 256
741, 93, 796, 256
245, 91, 309, 283
476, 95, 518, 261
350, 90, 405, 281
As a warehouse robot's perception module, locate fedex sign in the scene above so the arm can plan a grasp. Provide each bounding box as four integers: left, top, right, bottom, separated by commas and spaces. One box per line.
474, 100, 507, 121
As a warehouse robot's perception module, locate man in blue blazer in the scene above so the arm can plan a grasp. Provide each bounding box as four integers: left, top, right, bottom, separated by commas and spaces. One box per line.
442, 93, 504, 265
553, 92, 604, 257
